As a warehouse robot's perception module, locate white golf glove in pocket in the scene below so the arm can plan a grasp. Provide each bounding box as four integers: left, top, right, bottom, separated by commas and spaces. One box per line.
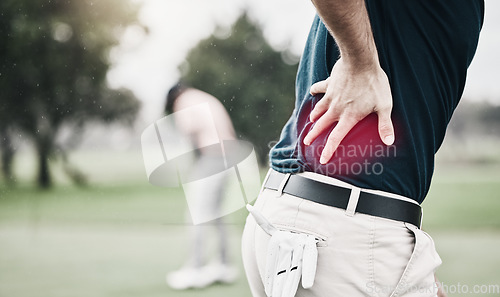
247, 205, 319, 297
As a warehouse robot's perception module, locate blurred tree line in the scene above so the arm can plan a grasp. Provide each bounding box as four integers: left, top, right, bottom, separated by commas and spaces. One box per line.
180, 14, 298, 164
0, 0, 142, 188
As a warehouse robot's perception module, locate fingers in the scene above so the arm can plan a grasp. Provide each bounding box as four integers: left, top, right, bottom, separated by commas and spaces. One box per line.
377, 109, 395, 145
247, 204, 277, 236
309, 96, 330, 123
309, 78, 329, 95
264, 235, 282, 296
319, 116, 358, 164
282, 239, 305, 297
306, 109, 393, 164
303, 110, 356, 163
303, 108, 339, 146
301, 236, 318, 289
271, 243, 292, 297
264, 232, 319, 297
309, 79, 331, 122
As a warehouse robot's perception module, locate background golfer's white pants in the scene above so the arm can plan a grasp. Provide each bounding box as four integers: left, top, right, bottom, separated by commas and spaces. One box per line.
242, 172, 442, 297
186, 155, 228, 267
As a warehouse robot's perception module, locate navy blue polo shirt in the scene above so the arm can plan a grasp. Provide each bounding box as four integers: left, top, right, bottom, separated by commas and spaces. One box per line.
269, 0, 484, 203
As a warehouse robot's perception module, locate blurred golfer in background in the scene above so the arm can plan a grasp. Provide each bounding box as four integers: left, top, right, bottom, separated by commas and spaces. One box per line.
164, 83, 238, 290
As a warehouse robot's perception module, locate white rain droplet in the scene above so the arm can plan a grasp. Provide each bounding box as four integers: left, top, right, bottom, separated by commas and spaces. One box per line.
52, 22, 73, 42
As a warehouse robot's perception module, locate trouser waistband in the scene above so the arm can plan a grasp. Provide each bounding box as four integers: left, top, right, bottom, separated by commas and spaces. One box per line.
263, 170, 422, 228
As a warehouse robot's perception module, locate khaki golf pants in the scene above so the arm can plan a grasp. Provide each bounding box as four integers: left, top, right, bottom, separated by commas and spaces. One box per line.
242, 170, 442, 297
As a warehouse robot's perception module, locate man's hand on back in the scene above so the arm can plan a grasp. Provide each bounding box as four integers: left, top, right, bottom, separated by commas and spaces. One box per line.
303, 57, 395, 164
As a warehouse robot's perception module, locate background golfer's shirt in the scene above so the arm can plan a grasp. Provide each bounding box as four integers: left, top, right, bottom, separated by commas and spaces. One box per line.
269, 0, 484, 203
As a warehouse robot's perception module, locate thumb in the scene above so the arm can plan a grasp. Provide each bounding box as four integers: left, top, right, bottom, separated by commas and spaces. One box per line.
377, 110, 395, 145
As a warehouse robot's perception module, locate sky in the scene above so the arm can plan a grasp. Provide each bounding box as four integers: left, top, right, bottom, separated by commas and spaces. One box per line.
107, 0, 500, 122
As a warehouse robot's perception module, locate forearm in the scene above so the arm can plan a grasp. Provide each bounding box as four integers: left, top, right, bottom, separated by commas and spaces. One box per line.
311, 0, 378, 71
305, 0, 395, 159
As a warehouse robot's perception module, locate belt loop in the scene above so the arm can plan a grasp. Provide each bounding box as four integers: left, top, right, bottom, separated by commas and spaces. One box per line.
419, 208, 424, 229
345, 187, 361, 217
260, 169, 272, 194
276, 173, 291, 197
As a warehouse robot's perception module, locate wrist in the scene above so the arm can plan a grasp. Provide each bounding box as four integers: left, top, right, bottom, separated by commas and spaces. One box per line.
339, 51, 380, 75
339, 38, 379, 73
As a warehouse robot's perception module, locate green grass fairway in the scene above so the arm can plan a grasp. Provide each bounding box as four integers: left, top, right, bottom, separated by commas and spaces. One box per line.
1, 149, 499, 297
1, 225, 498, 297
0, 224, 251, 297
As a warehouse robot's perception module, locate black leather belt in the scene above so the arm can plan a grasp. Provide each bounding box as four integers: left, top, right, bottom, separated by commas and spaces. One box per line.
264, 171, 422, 228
